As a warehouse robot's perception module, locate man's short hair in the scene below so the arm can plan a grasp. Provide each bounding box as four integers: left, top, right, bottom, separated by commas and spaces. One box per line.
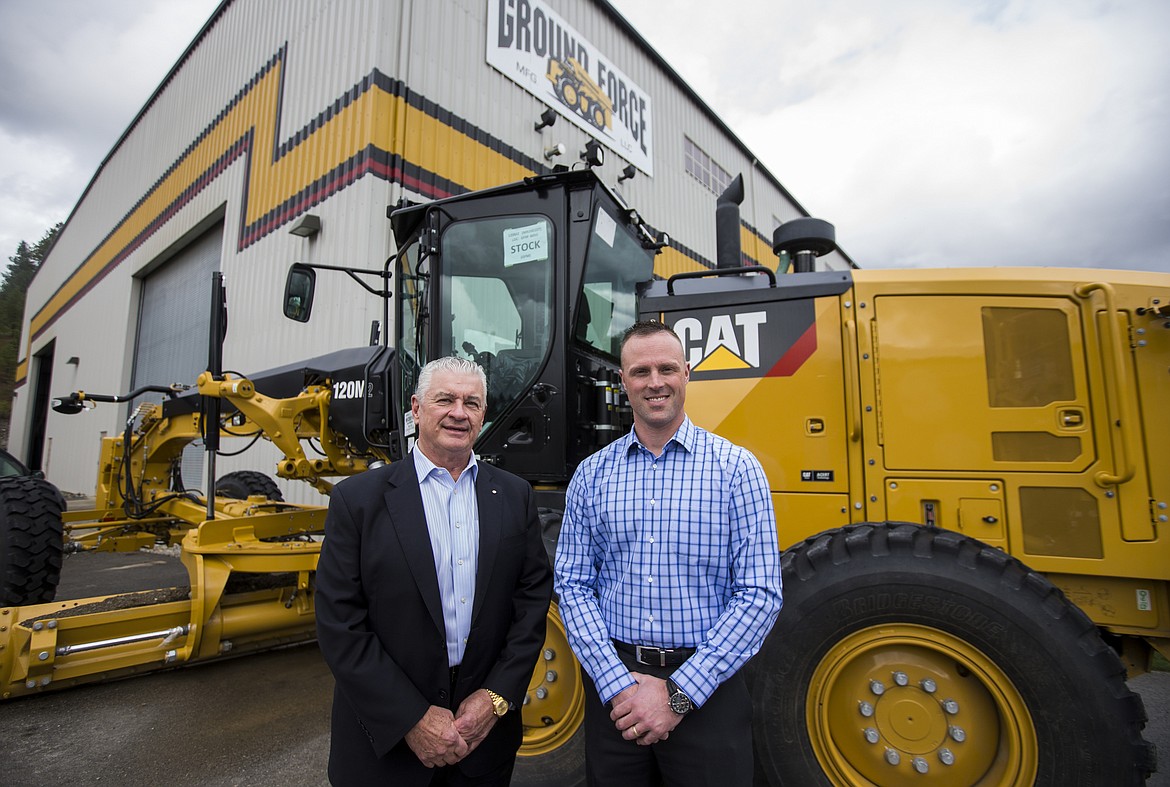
619, 320, 683, 358
414, 356, 488, 401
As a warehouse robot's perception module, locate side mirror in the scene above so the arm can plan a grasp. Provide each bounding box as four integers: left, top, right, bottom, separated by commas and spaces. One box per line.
52, 394, 84, 415
283, 263, 316, 322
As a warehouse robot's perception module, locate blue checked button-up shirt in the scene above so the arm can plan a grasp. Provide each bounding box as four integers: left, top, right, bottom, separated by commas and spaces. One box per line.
413, 447, 480, 668
555, 416, 782, 706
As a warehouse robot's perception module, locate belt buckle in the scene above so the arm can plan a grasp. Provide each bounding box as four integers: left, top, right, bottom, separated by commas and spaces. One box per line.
635, 645, 666, 667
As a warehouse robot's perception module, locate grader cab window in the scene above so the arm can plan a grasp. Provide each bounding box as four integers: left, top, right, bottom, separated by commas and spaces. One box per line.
438, 215, 554, 423
574, 205, 655, 358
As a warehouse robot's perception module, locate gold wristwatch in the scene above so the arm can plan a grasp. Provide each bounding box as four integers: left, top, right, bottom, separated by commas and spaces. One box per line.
485, 689, 509, 717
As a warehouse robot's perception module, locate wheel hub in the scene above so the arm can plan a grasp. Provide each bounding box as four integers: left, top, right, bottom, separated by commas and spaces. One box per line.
807, 624, 1036, 785
518, 602, 584, 757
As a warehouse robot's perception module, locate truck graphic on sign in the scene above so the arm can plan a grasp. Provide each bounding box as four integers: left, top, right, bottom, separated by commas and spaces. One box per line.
547, 57, 612, 132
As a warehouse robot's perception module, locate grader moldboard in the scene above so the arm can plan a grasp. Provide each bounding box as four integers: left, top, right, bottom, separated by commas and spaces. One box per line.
2, 168, 1165, 786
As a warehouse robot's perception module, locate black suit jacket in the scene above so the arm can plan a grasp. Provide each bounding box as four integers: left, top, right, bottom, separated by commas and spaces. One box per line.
315, 457, 552, 786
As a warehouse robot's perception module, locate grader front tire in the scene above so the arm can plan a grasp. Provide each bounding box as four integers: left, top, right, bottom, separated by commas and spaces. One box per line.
748, 523, 1154, 786
0, 476, 66, 606
215, 470, 284, 501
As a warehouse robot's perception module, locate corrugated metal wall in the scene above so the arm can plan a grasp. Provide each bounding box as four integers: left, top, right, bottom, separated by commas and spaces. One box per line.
12, 0, 840, 497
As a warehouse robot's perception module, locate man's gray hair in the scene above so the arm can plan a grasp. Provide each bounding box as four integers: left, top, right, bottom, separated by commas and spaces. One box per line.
414, 356, 488, 401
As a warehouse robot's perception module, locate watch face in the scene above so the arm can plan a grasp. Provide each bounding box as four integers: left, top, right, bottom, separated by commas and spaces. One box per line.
669, 691, 692, 714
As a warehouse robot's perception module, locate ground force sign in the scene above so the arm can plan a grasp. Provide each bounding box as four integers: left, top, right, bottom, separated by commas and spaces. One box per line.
487, 0, 655, 175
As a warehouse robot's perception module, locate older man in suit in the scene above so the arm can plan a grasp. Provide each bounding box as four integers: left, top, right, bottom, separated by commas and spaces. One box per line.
316, 356, 552, 786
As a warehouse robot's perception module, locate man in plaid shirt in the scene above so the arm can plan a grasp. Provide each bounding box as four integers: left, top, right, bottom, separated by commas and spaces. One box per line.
555, 321, 783, 786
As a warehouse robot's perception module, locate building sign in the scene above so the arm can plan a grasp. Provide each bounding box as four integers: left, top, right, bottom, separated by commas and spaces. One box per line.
487, 0, 654, 176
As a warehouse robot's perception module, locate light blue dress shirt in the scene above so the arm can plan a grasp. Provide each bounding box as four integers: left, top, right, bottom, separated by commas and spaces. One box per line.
413, 447, 480, 668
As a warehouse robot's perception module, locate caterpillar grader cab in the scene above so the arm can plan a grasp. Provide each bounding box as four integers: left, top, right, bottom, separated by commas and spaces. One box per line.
1, 167, 1165, 785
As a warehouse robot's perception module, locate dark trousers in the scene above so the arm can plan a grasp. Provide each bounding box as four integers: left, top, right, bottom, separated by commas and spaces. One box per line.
582, 649, 753, 787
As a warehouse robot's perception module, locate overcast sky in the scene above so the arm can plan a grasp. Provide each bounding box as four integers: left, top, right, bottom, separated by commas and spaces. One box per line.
1, 0, 1166, 272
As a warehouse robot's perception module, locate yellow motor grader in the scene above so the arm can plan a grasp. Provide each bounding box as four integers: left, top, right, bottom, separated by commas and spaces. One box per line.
2, 168, 1165, 786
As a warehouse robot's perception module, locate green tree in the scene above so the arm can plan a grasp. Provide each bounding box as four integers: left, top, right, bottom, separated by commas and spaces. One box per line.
0, 223, 61, 445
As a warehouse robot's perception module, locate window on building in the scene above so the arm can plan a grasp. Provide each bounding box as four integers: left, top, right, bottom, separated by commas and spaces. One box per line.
684, 137, 732, 195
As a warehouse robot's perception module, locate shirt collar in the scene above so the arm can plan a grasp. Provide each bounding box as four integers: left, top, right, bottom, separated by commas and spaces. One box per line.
412, 445, 479, 483
626, 415, 696, 456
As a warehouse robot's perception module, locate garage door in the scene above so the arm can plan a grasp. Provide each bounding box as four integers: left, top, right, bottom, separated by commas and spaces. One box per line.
131, 223, 223, 492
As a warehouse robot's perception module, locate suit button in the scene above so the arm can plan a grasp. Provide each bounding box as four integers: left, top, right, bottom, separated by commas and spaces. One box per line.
439, 689, 448, 700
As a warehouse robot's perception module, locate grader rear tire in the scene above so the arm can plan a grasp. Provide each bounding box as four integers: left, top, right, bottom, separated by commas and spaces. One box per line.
748, 523, 1154, 786
0, 476, 65, 606
215, 470, 284, 501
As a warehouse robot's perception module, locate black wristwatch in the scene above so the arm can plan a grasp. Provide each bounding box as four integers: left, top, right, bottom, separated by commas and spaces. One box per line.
666, 678, 693, 715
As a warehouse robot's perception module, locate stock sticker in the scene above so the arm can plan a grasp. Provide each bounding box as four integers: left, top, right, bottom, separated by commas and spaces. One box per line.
503, 222, 549, 266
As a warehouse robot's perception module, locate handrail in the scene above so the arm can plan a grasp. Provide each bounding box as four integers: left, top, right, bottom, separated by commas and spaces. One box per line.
1073, 281, 1135, 487
842, 319, 862, 442
666, 265, 776, 295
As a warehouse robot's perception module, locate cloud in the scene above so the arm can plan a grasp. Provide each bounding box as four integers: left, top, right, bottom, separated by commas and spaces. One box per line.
611, 0, 1170, 271
0, 0, 219, 257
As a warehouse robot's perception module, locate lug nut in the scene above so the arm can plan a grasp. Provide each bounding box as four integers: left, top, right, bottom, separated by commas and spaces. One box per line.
885, 748, 901, 765
870, 680, 886, 696
544, 648, 555, 660
545, 670, 558, 682
535, 687, 548, 699
893, 671, 909, 686
942, 699, 959, 714
864, 728, 880, 744
912, 757, 929, 774
859, 701, 874, 717
939, 748, 955, 765
949, 725, 966, 742
920, 678, 937, 693
523, 695, 530, 706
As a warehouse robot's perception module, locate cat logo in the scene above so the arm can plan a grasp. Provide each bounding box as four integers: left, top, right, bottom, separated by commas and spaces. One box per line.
666, 300, 818, 381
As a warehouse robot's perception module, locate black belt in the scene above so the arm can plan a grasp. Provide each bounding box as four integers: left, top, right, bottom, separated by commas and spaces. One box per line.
613, 640, 695, 667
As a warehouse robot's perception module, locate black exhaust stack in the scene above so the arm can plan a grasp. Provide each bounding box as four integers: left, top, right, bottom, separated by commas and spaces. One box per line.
715, 174, 745, 269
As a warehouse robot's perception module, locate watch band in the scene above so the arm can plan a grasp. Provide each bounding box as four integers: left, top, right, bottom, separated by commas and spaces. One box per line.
485, 689, 509, 717
666, 678, 694, 715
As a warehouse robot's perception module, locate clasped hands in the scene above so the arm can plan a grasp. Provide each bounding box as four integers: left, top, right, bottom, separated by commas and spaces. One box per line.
404, 689, 498, 768
610, 672, 683, 746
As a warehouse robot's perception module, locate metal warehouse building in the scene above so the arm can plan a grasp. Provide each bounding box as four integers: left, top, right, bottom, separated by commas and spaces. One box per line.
10, 0, 849, 499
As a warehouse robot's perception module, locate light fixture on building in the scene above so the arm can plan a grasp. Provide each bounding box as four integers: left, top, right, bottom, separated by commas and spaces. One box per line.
580, 139, 604, 168
534, 108, 558, 132
289, 214, 322, 238
544, 142, 567, 161
618, 164, 636, 183
66, 356, 80, 366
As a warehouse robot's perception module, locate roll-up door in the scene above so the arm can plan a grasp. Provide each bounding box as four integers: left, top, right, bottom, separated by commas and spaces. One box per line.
131, 224, 222, 491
